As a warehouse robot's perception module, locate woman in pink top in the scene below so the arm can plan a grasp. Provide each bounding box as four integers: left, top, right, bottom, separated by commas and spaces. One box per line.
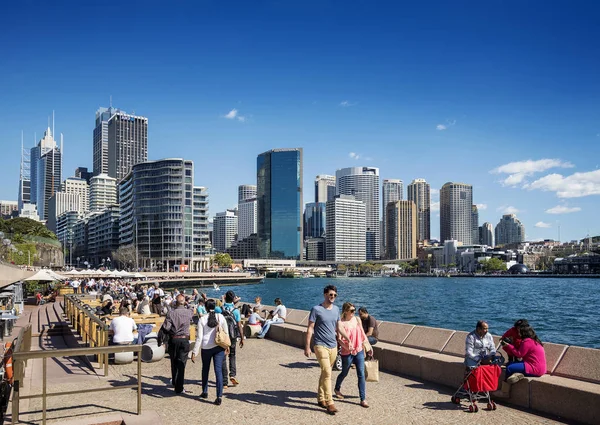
501, 325, 547, 384
334, 302, 372, 408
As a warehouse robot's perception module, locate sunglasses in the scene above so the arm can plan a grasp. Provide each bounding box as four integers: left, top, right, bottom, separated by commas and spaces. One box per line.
328, 293, 337, 297
350, 309, 356, 313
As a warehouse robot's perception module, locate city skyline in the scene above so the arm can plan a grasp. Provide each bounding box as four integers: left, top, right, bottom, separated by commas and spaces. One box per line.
1, 2, 599, 242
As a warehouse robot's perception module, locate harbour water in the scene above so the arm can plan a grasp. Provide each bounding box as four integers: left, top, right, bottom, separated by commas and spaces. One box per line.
198, 277, 600, 348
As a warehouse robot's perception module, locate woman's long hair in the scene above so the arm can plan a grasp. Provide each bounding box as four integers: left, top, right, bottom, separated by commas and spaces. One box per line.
205, 299, 218, 328
519, 324, 543, 346
341, 302, 355, 317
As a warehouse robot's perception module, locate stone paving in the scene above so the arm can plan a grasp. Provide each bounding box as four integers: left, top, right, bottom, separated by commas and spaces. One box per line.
16, 338, 568, 425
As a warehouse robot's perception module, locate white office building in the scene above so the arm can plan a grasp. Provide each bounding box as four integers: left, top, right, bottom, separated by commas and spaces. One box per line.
213, 210, 238, 252
238, 198, 257, 241
62, 177, 89, 215
315, 175, 336, 203
47, 192, 81, 233
336, 167, 380, 260
326, 195, 366, 262
90, 174, 117, 212
238, 185, 257, 203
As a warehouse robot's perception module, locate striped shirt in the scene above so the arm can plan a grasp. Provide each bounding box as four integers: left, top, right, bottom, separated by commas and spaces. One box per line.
163, 305, 194, 337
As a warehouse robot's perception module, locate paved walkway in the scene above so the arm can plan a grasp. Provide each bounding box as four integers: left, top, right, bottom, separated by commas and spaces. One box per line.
12, 322, 566, 424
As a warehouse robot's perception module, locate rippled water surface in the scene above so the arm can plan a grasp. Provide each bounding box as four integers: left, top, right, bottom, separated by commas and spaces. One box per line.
198, 277, 600, 348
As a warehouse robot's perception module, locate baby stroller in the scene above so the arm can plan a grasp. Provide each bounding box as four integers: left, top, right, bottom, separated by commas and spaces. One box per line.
451, 354, 504, 412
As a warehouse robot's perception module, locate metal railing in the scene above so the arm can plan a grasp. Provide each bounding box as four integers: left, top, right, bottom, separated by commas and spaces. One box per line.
11, 345, 143, 425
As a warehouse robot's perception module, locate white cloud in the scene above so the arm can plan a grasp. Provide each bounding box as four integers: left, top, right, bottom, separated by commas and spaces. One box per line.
431, 188, 440, 197
535, 221, 552, 228
340, 100, 357, 107
497, 205, 520, 215
476, 203, 488, 210
237, 116, 246, 122
349, 152, 360, 160
527, 169, 600, 198
224, 109, 238, 119
436, 124, 447, 131
490, 159, 574, 187
545, 205, 581, 214
431, 201, 440, 212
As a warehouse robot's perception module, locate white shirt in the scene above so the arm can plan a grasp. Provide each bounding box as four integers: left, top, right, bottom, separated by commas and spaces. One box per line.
110, 315, 137, 344
192, 313, 228, 355
71, 280, 80, 288
273, 304, 287, 320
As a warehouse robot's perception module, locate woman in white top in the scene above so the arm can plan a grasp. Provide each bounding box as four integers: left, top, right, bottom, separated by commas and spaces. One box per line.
191, 299, 229, 405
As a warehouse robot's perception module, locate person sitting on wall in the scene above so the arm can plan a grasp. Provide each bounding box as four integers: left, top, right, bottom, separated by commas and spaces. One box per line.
358, 307, 379, 346
465, 320, 496, 368
502, 319, 528, 363
257, 298, 286, 339
248, 306, 265, 327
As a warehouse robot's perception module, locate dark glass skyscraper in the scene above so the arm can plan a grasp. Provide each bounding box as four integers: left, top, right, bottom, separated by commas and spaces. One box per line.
304, 202, 326, 238
257, 148, 303, 259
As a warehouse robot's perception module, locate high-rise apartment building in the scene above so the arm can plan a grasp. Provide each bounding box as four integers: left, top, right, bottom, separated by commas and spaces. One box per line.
407, 179, 431, 242
107, 111, 148, 181
495, 214, 525, 246
90, 174, 117, 212
336, 167, 380, 260
480, 222, 494, 247
30, 127, 62, 221
257, 148, 303, 259
471, 205, 479, 245
119, 159, 210, 271
238, 185, 257, 203
238, 197, 257, 241
315, 175, 336, 203
382, 179, 403, 256
47, 192, 80, 233
213, 210, 238, 252
386, 200, 417, 260
326, 195, 366, 262
304, 202, 326, 239
87, 205, 120, 266
440, 182, 473, 245
62, 177, 89, 215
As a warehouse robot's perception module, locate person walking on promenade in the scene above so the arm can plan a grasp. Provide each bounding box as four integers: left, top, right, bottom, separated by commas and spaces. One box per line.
191, 299, 229, 405
305, 285, 351, 415
334, 302, 371, 408
257, 298, 286, 339
218, 290, 244, 386
162, 294, 194, 394
358, 307, 379, 346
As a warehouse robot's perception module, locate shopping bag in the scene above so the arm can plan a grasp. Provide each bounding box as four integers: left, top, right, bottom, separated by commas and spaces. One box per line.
365, 358, 379, 382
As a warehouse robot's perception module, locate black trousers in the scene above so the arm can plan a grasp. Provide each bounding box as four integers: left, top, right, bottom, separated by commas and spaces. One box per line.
168, 338, 190, 393
222, 340, 237, 379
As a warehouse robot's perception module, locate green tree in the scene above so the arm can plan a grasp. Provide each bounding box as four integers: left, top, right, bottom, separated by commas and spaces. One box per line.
0, 217, 58, 240
481, 257, 507, 273
213, 253, 233, 268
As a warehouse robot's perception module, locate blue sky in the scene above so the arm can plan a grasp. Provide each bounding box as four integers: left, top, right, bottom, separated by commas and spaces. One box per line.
1, 1, 599, 242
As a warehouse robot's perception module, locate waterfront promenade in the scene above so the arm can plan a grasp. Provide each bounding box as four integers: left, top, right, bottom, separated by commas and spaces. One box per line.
8, 302, 565, 424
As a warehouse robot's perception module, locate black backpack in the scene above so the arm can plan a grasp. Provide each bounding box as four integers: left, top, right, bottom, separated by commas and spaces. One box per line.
221, 307, 239, 340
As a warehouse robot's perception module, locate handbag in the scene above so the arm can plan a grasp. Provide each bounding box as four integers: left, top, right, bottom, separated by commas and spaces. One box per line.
215, 323, 231, 349
365, 358, 379, 382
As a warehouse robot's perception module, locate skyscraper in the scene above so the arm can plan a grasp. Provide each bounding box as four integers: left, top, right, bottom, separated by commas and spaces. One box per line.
238, 185, 257, 203
75, 167, 93, 184
315, 175, 336, 203
30, 127, 62, 221
407, 178, 431, 242
93, 106, 118, 176
238, 198, 257, 241
213, 210, 238, 252
336, 167, 380, 260
326, 195, 366, 262
471, 205, 479, 245
304, 202, 326, 238
480, 222, 494, 247
495, 214, 525, 246
440, 182, 473, 245
382, 179, 403, 256
386, 200, 417, 260
107, 111, 148, 181
62, 177, 89, 215
18, 134, 31, 212
257, 148, 303, 259
90, 174, 117, 212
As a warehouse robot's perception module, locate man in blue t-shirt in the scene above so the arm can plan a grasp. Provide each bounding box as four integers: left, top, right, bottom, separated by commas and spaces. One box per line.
219, 291, 244, 386
305, 285, 350, 415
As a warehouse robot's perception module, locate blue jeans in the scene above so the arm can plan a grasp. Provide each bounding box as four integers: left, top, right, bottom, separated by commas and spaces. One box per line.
335, 350, 366, 401
506, 361, 534, 378
201, 346, 226, 397
367, 336, 378, 346
258, 317, 284, 337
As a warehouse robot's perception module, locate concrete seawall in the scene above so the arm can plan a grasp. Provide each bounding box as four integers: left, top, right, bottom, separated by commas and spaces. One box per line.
250, 304, 600, 425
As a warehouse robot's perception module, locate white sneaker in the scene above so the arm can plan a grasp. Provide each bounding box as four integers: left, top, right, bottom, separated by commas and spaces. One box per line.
506, 373, 524, 384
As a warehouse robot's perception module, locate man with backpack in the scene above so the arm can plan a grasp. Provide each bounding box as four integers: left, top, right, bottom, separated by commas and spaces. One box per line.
217, 290, 244, 386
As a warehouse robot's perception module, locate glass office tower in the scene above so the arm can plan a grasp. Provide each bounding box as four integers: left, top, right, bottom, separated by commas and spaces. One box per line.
257, 148, 303, 259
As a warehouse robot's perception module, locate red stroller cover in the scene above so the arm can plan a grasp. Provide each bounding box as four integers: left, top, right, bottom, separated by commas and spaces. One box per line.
464, 365, 502, 392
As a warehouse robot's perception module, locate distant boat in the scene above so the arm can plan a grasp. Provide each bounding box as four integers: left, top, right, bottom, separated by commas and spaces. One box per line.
213, 282, 220, 291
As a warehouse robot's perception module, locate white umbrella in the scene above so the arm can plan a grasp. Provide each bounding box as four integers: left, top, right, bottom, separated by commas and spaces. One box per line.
133, 273, 146, 278
47, 270, 67, 281
24, 269, 59, 282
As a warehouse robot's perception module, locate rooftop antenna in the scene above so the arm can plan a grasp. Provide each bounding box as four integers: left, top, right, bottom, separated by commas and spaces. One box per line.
52, 110, 55, 138
110, 95, 112, 108
60, 133, 64, 183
